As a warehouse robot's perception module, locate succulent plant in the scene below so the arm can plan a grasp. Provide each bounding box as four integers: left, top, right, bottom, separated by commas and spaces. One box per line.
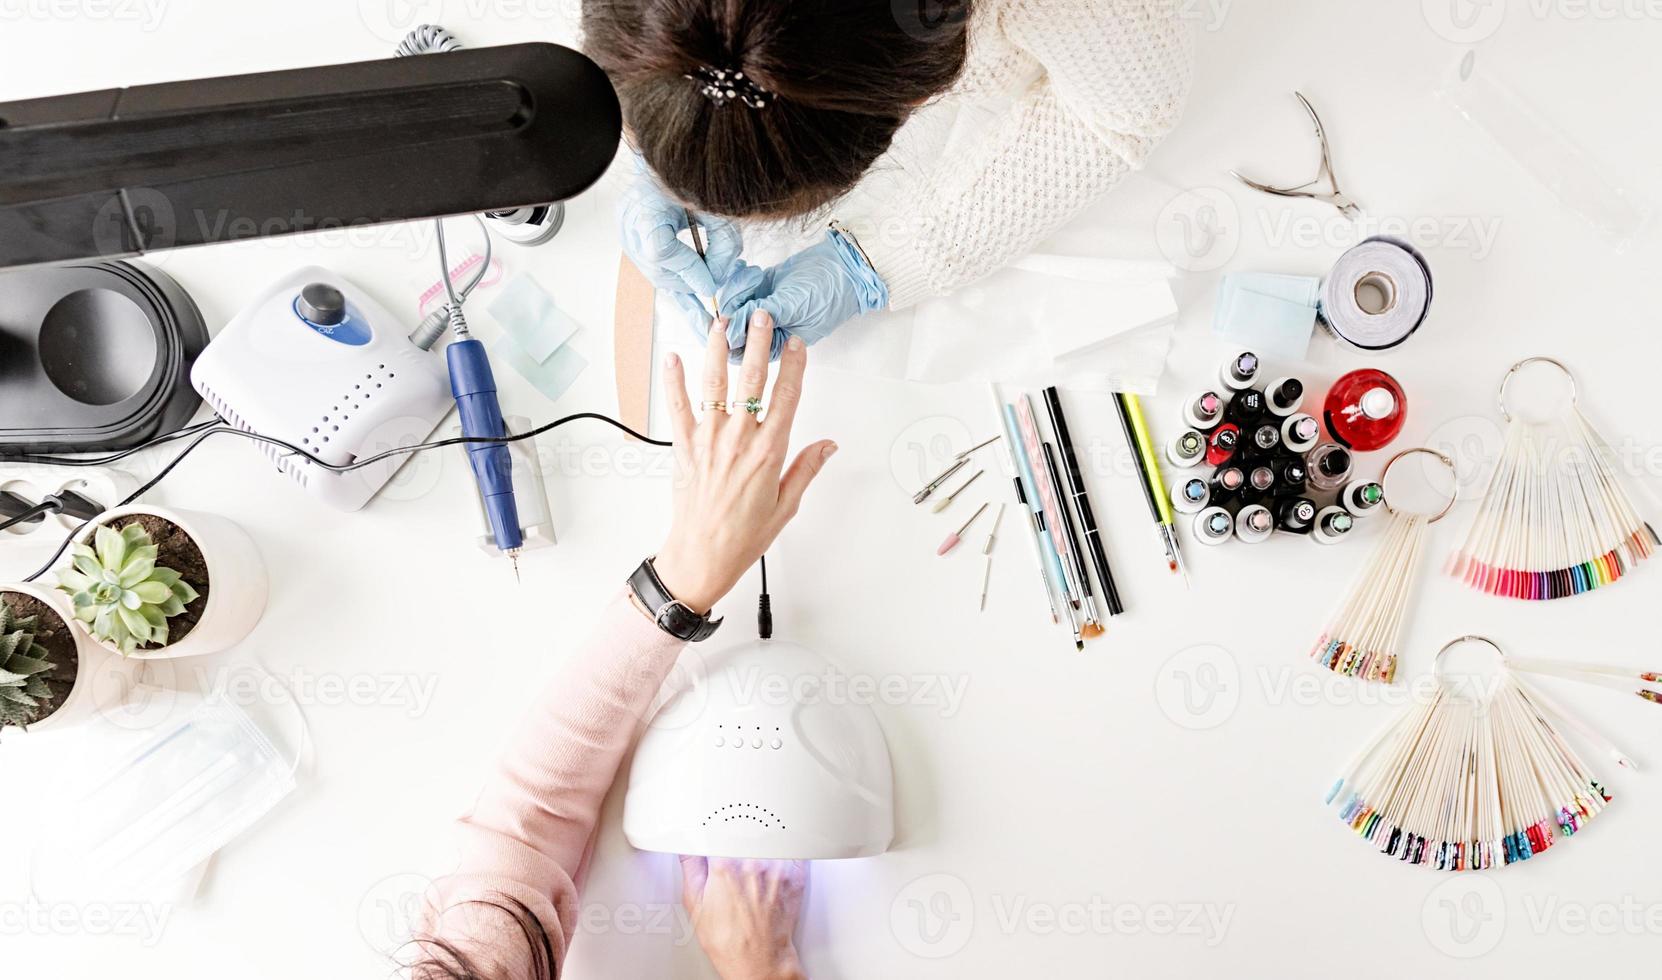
0, 601, 58, 730
56, 522, 199, 655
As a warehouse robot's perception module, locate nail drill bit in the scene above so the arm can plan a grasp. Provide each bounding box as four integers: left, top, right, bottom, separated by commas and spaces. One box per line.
979, 503, 1005, 611
913, 458, 970, 505
931, 469, 985, 514
938, 502, 989, 556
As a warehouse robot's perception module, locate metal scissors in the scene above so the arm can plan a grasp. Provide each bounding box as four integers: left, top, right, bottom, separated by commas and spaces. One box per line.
1231, 91, 1361, 220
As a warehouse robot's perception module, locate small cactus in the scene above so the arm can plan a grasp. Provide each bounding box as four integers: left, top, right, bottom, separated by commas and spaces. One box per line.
0, 601, 58, 730
56, 522, 199, 655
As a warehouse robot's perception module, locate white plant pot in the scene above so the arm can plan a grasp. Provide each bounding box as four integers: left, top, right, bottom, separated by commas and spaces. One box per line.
1, 583, 136, 733
64, 506, 268, 660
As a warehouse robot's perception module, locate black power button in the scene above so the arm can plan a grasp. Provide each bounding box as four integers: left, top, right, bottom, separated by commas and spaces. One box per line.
297, 283, 347, 326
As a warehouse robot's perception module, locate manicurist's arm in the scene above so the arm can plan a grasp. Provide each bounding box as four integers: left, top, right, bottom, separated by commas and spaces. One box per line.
866, 0, 1195, 309
411, 312, 835, 980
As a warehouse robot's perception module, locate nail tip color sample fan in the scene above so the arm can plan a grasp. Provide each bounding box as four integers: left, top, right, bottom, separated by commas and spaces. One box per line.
1311, 499, 1438, 684
1451, 381, 1658, 600
1311, 450, 1457, 685
1327, 664, 1613, 871
1308, 518, 1427, 684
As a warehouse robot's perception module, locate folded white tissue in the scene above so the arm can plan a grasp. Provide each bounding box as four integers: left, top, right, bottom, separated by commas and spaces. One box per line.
669, 252, 1181, 394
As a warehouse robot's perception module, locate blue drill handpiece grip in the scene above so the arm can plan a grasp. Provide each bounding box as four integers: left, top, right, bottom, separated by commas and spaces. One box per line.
447, 337, 524, 553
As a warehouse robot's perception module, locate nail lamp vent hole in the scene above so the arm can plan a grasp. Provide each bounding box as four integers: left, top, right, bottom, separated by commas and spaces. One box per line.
700, 803, 785, 830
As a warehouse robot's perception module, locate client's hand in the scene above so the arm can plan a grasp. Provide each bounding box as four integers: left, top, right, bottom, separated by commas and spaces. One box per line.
652, 310, 838, 613
680, 856, 809, 980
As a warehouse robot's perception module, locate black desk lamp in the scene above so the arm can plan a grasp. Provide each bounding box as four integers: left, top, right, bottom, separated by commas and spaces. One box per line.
0, 43, 623, 269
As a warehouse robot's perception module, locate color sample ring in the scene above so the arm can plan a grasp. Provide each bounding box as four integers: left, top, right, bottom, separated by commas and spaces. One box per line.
1432, 636, 1508, 700
1498, 356, 1578, 424
1381, 448, 1458, 524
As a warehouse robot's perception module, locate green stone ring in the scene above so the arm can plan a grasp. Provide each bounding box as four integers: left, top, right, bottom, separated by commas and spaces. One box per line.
732, 397, 764, 416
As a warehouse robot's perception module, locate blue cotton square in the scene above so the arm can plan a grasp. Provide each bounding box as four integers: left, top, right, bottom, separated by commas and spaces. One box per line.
488, 274, 581, 364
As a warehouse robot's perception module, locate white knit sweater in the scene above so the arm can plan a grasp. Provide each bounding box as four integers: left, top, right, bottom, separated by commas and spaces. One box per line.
850, 0, 1194, 311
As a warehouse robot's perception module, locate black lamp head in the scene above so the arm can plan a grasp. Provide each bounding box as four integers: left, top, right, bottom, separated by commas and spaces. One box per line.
0, 43, 622, 270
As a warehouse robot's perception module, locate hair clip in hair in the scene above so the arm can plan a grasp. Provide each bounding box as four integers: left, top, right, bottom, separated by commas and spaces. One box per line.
686, 65, 774, 109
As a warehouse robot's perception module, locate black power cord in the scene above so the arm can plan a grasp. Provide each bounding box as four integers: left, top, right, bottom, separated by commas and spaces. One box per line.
0, 500, 55, 534
0, 417, 225, 468
757, 554, 773, 640
10, 412, 674, 584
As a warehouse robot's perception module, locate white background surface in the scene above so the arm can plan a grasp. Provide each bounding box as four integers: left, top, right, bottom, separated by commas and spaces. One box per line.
4, 2, 1662, 977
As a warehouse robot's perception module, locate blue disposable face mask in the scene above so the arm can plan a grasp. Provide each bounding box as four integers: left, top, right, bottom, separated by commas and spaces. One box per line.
32, 685, 302, 901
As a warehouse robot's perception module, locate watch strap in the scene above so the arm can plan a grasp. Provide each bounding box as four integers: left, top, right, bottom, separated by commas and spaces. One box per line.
628, 558, 722, 642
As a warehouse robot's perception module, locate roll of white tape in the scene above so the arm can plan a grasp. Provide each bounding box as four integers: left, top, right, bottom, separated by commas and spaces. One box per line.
1319, 237, 1433, 351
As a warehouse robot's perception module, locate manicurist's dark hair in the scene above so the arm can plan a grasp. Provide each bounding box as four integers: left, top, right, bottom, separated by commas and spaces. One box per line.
583, 0, 973, 218
400, 897, 556, 980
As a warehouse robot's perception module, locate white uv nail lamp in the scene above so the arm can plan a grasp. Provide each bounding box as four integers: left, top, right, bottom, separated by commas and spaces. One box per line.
624, 640, 896, 861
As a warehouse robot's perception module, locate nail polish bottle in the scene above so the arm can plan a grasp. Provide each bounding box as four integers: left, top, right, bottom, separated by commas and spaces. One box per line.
1266, 377, 1305, 417
1220, 351, 1261, 391
1281, 414, 1321, 454
1167, 429, 1207, 468
1236, 504, 1275, 543
1277, 496, 1318, 534
1272, 454, 1309, 496
1313, 506, 1356, 544
1308, 443, 1354, 492
1243, 421, 1281, 458
1206, 424, 1242, 467
1195, 506, 1234, 545
1184, 391, 1225, 431
1172, 476, 1210, 514
1341, 479, 1385, 516
1210, 465, 1246, 505
1224, 388, 1267, 426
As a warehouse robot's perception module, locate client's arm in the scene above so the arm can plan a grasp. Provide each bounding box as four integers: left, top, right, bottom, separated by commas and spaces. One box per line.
411, 312, 836, 979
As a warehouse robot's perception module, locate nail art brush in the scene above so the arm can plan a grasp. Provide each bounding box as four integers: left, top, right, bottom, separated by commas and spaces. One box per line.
1042, 386, 1125, 617
1015, 397, 1087, 611
1112, 391, 1189, 587
1002, 400, 1081, 649
931, 469, 984, 513
938, 502, 989, 556
1007, 402, 1085, 651
979, 503, 1005, 611
1042, 440, 1104, 629
989, 388, 1061, 624
913, 457, 969, 505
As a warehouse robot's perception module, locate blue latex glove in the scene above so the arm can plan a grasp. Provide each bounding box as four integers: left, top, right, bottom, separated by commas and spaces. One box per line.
617, 172, 742, 311
718, 230, 890, 361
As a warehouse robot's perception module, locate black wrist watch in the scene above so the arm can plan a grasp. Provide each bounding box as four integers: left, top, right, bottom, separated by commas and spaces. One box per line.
628, 557, 723, 642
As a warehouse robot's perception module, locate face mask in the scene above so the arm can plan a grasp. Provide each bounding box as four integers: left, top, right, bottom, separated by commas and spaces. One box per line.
31, 687, 300, 901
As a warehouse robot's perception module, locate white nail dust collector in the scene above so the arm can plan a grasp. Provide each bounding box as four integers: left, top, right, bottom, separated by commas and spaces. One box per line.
624, 641, 896, 861
190, 267, 453, 511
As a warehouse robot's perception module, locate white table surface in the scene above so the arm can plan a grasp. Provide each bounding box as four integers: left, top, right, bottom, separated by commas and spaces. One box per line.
5, 2, 1662, 977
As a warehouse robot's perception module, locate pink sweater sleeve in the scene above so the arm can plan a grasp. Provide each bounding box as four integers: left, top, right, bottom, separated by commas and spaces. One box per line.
417, 593, 686, 977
